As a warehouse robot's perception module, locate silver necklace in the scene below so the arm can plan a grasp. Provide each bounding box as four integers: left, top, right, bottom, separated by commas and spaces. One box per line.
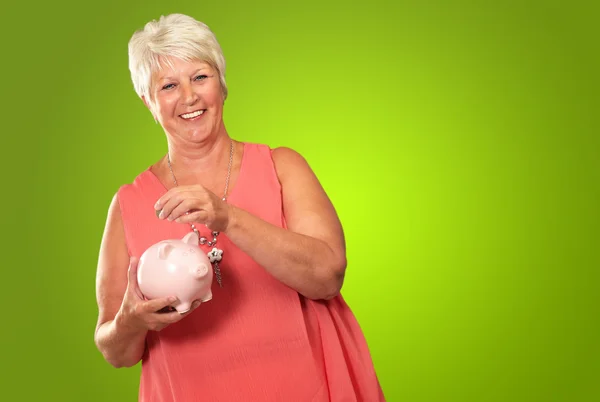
166, 139, 234, 288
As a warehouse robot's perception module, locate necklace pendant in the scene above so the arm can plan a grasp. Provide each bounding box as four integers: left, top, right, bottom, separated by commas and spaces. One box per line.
213, 261, 223, 288
207, 247, 224, 288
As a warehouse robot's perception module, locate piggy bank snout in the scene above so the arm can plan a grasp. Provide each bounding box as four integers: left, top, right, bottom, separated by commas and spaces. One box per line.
191, 264, 210, 278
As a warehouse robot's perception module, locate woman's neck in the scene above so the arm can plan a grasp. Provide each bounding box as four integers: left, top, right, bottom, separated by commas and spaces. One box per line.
160, 127, 236, 190
168, 136, 231, 172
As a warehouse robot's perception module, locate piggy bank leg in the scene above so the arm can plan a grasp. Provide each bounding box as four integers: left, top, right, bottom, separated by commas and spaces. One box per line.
175, 301, 192, 314
201, 291, 213, 302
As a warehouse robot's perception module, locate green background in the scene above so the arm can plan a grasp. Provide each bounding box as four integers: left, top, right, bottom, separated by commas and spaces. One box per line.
2, 0, 598, 401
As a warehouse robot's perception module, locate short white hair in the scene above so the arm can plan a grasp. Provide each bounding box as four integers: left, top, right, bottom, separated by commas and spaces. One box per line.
128, 13, 228, 106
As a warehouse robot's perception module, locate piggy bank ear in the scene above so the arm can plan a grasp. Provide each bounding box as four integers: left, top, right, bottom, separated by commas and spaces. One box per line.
158, 243, 174, 260
182, 231, 199, 245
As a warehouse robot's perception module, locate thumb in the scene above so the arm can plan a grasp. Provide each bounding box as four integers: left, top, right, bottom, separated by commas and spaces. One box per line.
127, 257, 144, 300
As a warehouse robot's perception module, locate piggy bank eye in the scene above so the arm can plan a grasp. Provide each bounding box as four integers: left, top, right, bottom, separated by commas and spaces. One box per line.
188, 248, 195, 253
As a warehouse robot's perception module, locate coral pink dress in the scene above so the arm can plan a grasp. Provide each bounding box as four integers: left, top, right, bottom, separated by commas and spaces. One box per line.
117, 142, 385, 401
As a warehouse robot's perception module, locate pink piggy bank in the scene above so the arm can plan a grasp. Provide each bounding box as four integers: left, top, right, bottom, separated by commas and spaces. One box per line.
137, 232, 213, 313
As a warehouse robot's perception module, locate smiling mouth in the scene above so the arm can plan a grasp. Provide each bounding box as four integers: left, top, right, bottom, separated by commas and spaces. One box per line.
180, 110, 205, 119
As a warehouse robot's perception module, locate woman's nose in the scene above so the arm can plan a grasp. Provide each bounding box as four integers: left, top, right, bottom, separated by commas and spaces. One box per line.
181, 83, 199, 105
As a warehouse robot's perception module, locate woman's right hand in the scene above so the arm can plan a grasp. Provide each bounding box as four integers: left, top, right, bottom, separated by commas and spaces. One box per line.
116, 257, 201, 332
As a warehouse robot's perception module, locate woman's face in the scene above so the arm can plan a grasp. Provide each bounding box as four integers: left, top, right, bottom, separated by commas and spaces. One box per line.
148, 57, 224, 144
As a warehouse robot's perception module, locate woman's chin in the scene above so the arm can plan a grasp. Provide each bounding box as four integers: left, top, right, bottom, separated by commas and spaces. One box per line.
164, 120, 222, 144
181, 128, 217, 143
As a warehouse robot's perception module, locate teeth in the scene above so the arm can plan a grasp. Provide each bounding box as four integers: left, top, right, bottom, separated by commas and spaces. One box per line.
181, 110, 204, 119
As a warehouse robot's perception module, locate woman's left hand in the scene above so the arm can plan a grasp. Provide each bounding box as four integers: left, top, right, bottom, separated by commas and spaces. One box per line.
154, 185, 230, 231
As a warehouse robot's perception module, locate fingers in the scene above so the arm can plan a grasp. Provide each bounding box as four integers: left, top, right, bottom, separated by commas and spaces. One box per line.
154, 187, 181, 211
176, 210, 207, 224
134, 298, 203, 332
147, 311, 184, 331
155, 186, 214, 222
155, 188, 192, 217
166, 199, 203, 221
156, 197, 184, 220
149, 299, 203, 330
143, 295, 178, 314
157, 196, 194, 221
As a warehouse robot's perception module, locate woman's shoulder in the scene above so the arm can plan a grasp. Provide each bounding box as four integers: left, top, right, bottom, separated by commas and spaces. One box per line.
253, 145, 320, 190
270, 146, 313, 175
270, 146, 306, 161
243, 141, 303, 157
243, 142, 311, 174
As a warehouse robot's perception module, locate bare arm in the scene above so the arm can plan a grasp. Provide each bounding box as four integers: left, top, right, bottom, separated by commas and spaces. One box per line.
223, 147, 347, 300
94, 193, 193, 368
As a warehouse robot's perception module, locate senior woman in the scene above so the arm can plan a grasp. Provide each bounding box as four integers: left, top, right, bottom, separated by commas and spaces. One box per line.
94, 13, 385, 402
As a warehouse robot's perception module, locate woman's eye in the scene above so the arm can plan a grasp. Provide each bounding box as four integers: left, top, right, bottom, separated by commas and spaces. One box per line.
162, 83, 175, 90
194, 75, 208, 81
